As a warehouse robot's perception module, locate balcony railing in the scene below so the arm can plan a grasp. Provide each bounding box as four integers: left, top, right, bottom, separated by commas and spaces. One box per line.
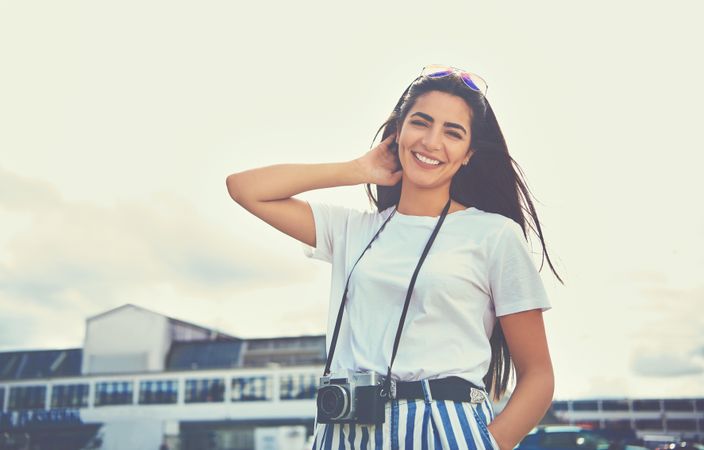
0, 365, 322, 412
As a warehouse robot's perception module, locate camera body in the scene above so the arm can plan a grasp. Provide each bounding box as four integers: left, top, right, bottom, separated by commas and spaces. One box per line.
316, 370, 387, 424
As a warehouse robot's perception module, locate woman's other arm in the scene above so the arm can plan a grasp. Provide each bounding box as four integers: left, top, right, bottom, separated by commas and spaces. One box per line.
487, 309, 555, 450
225, 135, 401, 248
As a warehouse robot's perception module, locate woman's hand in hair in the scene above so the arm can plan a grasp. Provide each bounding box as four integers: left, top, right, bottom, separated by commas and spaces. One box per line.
354, 134, 404, 186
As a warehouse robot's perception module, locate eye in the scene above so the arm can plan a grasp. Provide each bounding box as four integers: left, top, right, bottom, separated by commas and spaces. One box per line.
411, 120, 462, 139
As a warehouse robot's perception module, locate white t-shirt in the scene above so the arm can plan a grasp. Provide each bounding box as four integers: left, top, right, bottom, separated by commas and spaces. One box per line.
301, 202, 551, 389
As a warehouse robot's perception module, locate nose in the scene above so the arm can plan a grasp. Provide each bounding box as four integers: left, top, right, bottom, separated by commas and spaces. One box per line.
421, 125, 443, 152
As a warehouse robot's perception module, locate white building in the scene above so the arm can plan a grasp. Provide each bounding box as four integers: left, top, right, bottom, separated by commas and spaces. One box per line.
0, 304, 324, 450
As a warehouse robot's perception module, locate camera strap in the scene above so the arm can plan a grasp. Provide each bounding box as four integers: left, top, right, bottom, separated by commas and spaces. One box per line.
322, 197, 453, 398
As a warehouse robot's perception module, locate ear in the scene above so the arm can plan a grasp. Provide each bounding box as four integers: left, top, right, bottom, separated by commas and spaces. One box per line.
463, 148, 475, 165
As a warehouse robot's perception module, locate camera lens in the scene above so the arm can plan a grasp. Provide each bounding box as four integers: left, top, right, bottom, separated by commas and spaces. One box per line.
317, 385, 349, 419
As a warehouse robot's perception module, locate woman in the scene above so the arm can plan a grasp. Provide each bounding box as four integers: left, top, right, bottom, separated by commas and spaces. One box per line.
226, 65, 563, 450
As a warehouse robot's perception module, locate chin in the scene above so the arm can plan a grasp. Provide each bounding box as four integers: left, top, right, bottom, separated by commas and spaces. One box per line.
401, 172, 447, 189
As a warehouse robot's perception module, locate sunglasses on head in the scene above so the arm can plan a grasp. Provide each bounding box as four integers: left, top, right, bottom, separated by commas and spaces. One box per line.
420, 64, 488, 97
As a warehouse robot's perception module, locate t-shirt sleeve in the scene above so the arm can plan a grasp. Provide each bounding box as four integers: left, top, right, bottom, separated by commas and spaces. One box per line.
301, 201, 351, 263
488, 219, 552, 317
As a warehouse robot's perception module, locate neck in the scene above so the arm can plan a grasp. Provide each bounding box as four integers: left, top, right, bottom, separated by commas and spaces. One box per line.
396, 183, 452, 217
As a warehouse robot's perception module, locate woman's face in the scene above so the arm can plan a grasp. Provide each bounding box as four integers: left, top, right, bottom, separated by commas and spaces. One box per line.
395, 90, 474, 190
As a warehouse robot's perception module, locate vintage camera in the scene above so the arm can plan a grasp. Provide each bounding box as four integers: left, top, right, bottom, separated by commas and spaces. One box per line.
316, 370, 387, 424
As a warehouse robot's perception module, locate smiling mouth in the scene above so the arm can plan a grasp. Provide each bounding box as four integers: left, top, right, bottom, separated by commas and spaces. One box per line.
412, 151, 444, 167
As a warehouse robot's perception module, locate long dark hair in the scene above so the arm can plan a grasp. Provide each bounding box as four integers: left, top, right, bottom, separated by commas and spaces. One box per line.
364, 72, 564, 401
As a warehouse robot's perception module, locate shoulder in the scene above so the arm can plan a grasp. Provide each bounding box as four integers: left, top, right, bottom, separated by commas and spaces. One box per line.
478, 213, 536, 265
459, 207, 520, 247
472, 208, 516, 229
349, 204, 392, 235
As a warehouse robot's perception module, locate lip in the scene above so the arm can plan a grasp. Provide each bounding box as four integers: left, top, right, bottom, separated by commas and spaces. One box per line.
411, 151, 444, 169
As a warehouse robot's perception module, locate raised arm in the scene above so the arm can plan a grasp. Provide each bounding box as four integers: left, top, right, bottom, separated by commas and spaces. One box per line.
225, 135, 401, 248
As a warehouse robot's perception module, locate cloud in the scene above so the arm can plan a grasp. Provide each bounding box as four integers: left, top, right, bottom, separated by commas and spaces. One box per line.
630, 349, 703, 377
0, 168, 311, 348
0, 299, 84, 350
0, 168, 63, 213
627, 284, 704, 377
577, 376, 633, 399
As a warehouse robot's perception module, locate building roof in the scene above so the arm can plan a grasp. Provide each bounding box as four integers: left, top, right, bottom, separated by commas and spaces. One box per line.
166, 340, 245, 371
0, 348, 82, 380
165, 335, 327, 371
87, 303, 238, 341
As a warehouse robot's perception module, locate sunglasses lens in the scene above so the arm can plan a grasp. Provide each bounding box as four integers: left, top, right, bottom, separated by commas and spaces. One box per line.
427, 69, 453, 78
460, 73, 483, 93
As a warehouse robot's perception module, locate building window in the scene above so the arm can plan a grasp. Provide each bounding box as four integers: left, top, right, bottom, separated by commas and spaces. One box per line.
604, 419, 632, 430
602, 400, 630, 411
635, 419, 663, 430
231, 376, 272, 402
666, 419, 697, 431
695, 399, 704, 411
246, 341, 271, 351
8, 386, 46, 411
280, 373, 317, 400
663, 399, 694, 412
273, 340, 298, 349
51, 384, 89, 408
551, 401, 568, 411
139, 380, 178, 405
572, 400, 598, 411
633, 400, 660, 411
185, 379, 224, 403
95, 381, 133, 406
0, 387, 4, 411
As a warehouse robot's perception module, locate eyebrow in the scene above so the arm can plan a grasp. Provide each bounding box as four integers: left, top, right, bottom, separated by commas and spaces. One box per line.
409, 112, 468, 135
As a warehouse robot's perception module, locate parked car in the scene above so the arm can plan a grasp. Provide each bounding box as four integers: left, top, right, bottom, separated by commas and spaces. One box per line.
516, 426, 612, 450
654, 443, 704, 450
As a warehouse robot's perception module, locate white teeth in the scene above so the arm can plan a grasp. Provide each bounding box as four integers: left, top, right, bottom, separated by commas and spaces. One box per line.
413, 152, 441, 165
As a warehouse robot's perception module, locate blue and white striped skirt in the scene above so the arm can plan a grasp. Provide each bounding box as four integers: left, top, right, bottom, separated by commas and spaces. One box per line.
312, 379, 500, 450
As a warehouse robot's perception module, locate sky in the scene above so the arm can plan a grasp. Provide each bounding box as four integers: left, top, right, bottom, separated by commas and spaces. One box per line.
0, 0, 702, 401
